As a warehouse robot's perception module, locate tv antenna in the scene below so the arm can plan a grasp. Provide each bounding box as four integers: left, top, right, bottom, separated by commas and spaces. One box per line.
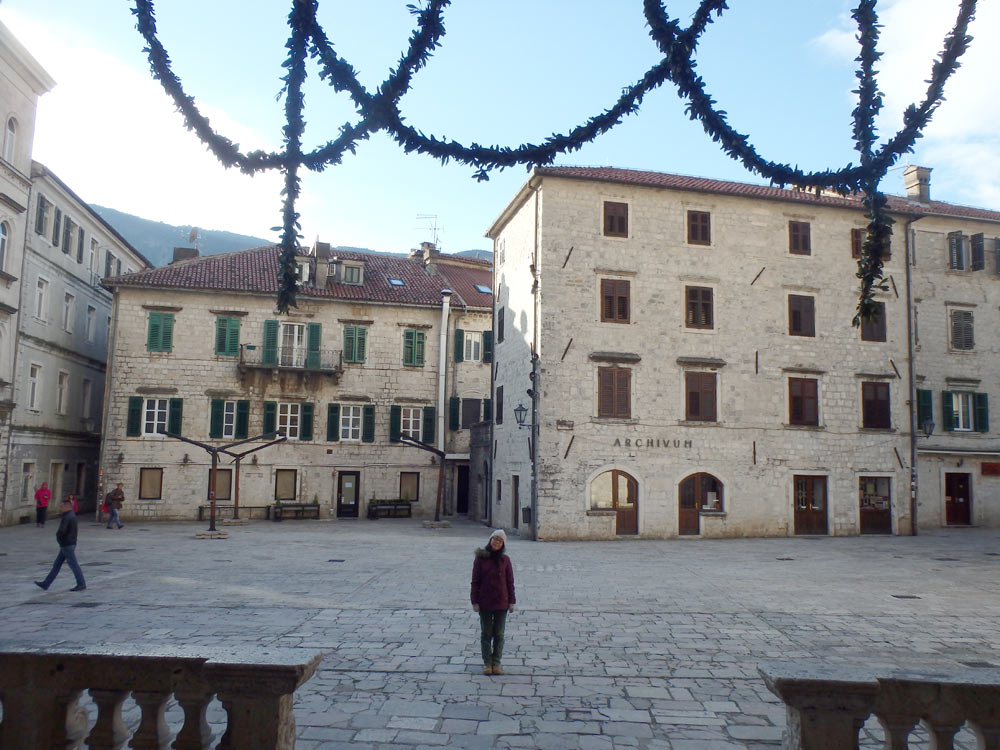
416, 214, 442, 249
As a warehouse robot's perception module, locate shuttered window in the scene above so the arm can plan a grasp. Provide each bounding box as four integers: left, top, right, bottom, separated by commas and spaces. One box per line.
685, 372, 717, 421
685, 286, 713, 329
343, 325, 367, 363
789, 378, 818, 426
603, 201, 628, 238
403, 329, 425, 366
789, 221, 811, 255
215, 317, 240, 356
851, 228, 864, 259
598, 367, 631, 418
495, 386, 504, 425
687, 210, 711, 245
916, 389, 933, 433
948, 231, 965, 270
860, 301, 886, 342
950, 309, 974, 350
971, 233, 986, 271
861, 382, 891, 429
943, 391, 989, 432
600, 279, 630, 323
788, 295, 815, 337
147, 312, 174, 352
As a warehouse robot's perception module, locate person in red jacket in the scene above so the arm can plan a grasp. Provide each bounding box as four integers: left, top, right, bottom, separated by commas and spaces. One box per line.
470, 529, 516, 675
34, 481, 50, 527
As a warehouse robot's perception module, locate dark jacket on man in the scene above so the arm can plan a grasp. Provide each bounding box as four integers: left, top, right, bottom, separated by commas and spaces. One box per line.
56, 509, 78, 547
471, 547, 516, 610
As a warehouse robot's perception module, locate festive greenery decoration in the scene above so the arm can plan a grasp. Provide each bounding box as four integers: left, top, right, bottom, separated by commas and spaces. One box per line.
131, 0, 977, 319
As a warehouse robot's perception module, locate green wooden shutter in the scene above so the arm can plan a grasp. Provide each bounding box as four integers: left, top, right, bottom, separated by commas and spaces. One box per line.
306, 323, 321, 368
422, 406, 435, 445
126, 396, 143, 436
327, 404, 340, 441
209, 399, 224, 438
35, 196, 46, 234
263, 320, 278, 365
482, 398, 492, 421
235, 400, 249, 439
916, 390, 933, 431
356, 327, 367, 363
300, 403, 314, 441
263, 401, 277, 435
415, 331, 425, 366
167, 398, 183, 435
449, 396, 460, 430
77, 227, 84, 263
975, 392, 990, 433
215, 319, 229, 355
52, 207, 61, 245
454, 329, 464, 362
390, 405, 402, 443
344, 326, 357, 363
161, 314, 174, 352
483, 331, 493, 363
147, 313, 162, 351
226, 318, 240, 355
942, 391, 955, 432
362, 404, 375, 443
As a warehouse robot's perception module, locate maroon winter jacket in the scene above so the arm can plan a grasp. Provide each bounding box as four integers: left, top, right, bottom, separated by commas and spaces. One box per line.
470, 547, 516, 611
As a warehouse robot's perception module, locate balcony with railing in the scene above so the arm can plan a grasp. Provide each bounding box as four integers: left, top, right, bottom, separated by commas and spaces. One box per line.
238, 345, 342, 378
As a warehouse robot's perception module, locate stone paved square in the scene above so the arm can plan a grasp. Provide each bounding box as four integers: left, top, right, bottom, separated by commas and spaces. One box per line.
3, 517, 1000, 747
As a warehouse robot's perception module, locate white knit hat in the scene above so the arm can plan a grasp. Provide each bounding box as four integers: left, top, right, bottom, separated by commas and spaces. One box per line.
489, 528, 507, 543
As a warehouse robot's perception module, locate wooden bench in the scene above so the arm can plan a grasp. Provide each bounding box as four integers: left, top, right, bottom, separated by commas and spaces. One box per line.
273, 502, 320, 521
197, 504, 272, 521
367, 499, 413, 519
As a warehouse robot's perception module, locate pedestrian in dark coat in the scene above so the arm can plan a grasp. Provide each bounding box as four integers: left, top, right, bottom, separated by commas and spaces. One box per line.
471, 529, 516, 674
35, 498, 87, 591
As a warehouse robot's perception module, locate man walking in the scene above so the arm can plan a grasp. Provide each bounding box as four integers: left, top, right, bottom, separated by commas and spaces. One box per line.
105, 482, 125, 529
35, 497, 87, 592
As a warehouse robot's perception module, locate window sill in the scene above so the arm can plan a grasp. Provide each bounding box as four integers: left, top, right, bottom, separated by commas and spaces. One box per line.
586, 509, 617, 517
680, 419, 720, 426
948, 349, 976, 355
700, 510, 726, 517
783, 423, 824, 430
592, 417, 638, 425
0, 270, 17, 283
860, 427, 896, 433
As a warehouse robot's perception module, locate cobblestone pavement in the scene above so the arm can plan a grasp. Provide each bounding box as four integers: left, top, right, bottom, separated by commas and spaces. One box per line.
3, 518, 1000, 748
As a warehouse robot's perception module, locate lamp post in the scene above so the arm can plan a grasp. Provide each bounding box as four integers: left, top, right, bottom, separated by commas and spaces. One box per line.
921, 418, 935, 438
513, 403, 529, 429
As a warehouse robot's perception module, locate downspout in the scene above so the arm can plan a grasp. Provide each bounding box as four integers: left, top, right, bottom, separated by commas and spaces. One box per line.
99, 289, 122, 520
530, 183, 541, 541
435, 289, 452, 522
903, 215, 924, 536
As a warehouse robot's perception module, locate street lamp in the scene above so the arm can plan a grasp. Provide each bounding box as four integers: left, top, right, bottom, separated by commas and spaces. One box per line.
921, 418, 935, 438
513, 402, 529, 429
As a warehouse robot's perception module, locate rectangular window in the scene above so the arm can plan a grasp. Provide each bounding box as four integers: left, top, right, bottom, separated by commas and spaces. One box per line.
35, 278, 48, 321
138, 468, 163, 500
971, 233, 986, 271
860, 301, 886, 342
279, 322, 305, 366
56, 371, 69, 415
400, 472, 419, 502
21, 462, 35, 503
147, 312, 175, 352
685, 372, 717, 422
222, 401, 237, 438
143, 398, 168, 435
598, 366, 631, 418
948, 230, 965, 270
215, 316, 240, 356
464, 331, 483, 361
603, 201, 628, 238
86, 305, 96, 342
342, 264, 361, 284
600, 279, 630, 323
35, 195, 49, 236
947, 391, 981, 432
861, 381, 891, 429
687, 210, 711, 245
52, 207, 61, 246
496, 307, 504, 343
82, 379, 93, 419
461, 398, 481, 429
950, 309, 974, 350
851, 228, 864, 259
789, 377, 819, 426
341, 405, 362, 441
685, 286, 713, 329
343, 325, 367, 363
62, 217, 74, 255
89, 239, 98, 273
400, 406, 422, 441
788, 294, 815, 337
403, 329, 425, 366
28, 364, 41, 410
104, 251, 114, 278
63, 293, 74, 332
789, 220, 811, 255
213, 468, 233, 501
496, 385, 504, 425
278, 402, 301, 440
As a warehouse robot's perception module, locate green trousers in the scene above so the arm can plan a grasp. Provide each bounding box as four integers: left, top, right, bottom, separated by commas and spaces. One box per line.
479, 609, 508, 666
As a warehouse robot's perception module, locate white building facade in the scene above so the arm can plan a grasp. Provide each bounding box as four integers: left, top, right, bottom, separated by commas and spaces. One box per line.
487, 166, 1000, 540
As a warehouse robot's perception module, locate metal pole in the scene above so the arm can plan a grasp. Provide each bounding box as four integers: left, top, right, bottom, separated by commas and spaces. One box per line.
233, 456, 241, 519
435, 456, 445, 523
208, 450, 218, 532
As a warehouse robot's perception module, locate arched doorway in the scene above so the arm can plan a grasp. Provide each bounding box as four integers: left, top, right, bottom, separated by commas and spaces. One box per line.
591, 470, 638, 535
678, 473, 723, 535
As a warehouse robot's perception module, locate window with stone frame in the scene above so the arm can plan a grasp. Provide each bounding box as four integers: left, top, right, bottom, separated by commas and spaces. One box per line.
597, 366, 631, 419
788, 377, 819, 426
943, 391, 989, 433
950, 309, 974, 350
400, 472, 420, 502
861, 381, 891, 429
278, 402, 301, 440
461, 398, 481, 429
788, 294, 815, 337
685, 286, 713, 329
789, 220, 811, 255
400, 406, 422, 441
600, 279, 630, 323
603, 201, 628, 238
860, 301, 886, 342
143, 398, 168, 435
464, 331, 483, 360
685, 372, 717, 422
687, 210, 711, 245
341, 404, 363, 441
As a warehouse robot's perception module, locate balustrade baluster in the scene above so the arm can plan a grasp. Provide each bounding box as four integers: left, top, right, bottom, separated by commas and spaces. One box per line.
877, 715, 919, 750
171, 689, 214, 750
924, 719, 962, 750
130, 690, 172, 750
87, 688, 131, 750
56, 688, 89, 750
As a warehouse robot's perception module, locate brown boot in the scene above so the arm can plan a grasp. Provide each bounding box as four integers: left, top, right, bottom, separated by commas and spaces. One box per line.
492, 664, 503, 675
483, 664, 493, 675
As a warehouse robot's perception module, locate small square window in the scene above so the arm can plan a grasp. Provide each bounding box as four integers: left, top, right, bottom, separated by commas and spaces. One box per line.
603, 201, 628, 238
789, 221, 811, 255
687, 211, 711, 246
343, 265, 362, 285
600, 279, 630, 323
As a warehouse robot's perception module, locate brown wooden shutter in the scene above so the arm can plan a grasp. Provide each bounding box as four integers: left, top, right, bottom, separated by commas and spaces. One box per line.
789, 295, 815, 336
789, 221, 811, 255
851, 228, 864, 258
603, 202, 628, 238
598, 367, 614, 417
687, 211, 711, 245
614, 368, 631, 418
601, 279, 615, 321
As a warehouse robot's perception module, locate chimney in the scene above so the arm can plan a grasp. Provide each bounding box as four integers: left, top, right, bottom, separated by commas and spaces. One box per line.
171, 247, 199, 264
313, 241, 331, 286
420, 241, 438, 271
903, 166, 932, 203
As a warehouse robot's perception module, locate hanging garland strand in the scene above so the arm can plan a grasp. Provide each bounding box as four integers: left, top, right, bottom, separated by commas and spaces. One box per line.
131, 0, 977, 315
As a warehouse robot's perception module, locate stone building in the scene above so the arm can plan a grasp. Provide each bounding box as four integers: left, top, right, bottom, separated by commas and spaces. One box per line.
100, 242, 492, 521
486, 166, 1000, 540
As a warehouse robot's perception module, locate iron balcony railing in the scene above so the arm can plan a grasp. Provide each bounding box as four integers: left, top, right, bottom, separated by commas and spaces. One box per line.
239, 345, 342, 372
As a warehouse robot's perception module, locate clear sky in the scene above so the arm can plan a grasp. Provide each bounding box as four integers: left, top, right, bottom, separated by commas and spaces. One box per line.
2, 1, 997, 257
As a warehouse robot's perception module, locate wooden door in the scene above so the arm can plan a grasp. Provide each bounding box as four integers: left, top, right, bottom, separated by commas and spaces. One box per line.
859, 476, 892, 534
337, 471, 360, 518
614, 471, 638, 535
678, 473, 723, 536
456, 466, 469, 515
794, 475, 828, 535
945, 473, 972, 525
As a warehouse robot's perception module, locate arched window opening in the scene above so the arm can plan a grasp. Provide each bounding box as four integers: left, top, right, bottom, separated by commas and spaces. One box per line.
591, 469, 638, 535
0, 222, 7, 272
2, 118, 15, 163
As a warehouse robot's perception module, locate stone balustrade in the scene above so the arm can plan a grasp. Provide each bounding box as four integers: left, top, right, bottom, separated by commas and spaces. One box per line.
759, 662, 1000, 749
0, 642, 321, 749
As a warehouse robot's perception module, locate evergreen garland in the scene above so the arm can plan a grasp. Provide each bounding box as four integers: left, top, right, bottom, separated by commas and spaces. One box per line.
131, 0, 978, 317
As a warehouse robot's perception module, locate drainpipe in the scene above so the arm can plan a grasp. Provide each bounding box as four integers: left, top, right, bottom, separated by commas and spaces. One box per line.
904, 215, 924, 536
435, 289, 452, 521
530, 183, 541, 541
